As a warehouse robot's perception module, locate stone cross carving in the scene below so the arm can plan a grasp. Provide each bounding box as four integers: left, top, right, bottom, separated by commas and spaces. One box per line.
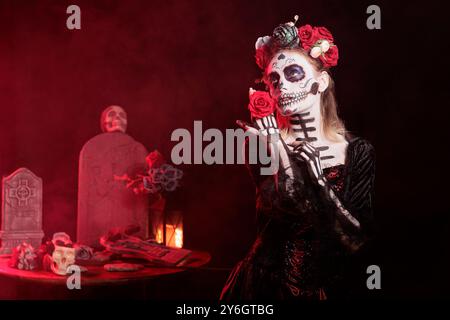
0, 168, 44, 254
77, 132, 149, 247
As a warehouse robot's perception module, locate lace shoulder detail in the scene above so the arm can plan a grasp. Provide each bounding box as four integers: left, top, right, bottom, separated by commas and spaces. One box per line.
323, 164, 345, 197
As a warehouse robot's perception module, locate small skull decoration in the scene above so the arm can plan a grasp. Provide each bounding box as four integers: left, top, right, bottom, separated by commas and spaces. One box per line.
100, 105, 128, 133
51, 245, 76, 275
50, 232, 75, 276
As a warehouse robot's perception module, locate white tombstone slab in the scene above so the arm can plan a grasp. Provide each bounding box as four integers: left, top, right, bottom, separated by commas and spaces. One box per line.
0, 168, 44, 254
77, 132, 149, 247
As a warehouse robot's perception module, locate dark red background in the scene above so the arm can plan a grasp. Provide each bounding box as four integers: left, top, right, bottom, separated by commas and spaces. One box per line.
0, 0, 448, 299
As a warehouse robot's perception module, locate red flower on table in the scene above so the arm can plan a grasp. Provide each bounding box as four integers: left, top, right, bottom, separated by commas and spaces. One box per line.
146, 150, 165, 169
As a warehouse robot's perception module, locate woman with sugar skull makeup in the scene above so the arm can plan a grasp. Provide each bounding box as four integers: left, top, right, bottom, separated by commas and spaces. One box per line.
221, 17, 376, 300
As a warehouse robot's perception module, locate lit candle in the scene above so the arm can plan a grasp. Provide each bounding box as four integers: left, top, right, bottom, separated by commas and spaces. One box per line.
150, 196, 166, 244
156, 226, 164, 244
165, 223, 183, 248
165, 224, 175, 247
164, 210, 183, 248
174, 227, 183, 248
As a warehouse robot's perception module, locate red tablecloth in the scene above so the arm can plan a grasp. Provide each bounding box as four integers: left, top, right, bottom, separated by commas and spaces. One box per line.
0, 251, 211, 286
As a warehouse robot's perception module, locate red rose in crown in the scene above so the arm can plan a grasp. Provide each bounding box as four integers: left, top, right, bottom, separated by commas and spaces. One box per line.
254, 16, 340, 70
298, 24, 338, 68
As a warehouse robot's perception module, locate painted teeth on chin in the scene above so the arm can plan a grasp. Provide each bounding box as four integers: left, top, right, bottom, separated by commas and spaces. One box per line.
283, 92, 307, 98
279, 94, 307, 106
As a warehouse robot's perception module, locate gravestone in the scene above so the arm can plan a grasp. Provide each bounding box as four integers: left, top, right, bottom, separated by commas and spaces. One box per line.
77, 132, 149, 247
0, 168, 44, 254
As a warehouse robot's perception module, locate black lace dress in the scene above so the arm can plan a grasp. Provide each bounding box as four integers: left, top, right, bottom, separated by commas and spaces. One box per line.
220, 134, 376, 300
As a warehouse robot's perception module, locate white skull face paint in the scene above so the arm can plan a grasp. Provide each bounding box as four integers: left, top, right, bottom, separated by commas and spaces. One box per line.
266, 50, 320, 116
101, 105, 128, 133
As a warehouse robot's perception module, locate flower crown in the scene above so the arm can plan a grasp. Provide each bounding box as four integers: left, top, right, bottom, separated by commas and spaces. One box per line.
255, 15, 339, 70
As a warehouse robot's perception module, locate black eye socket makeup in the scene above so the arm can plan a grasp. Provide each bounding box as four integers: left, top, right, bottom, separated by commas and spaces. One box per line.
283, 64, 305, 82
268, 72, 280, 87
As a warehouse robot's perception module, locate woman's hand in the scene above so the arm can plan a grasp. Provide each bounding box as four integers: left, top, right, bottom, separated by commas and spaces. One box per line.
236, 114, 283, 174
236, 114, 279, 137
289, 140, 361, 230
253, 114, 280, 137
241, 88, 280, 141
236, 115, 294, 184
289, 140, 327, 187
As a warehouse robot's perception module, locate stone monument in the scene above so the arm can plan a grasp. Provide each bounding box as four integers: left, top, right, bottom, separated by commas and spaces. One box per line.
77, 106, 149, 246
0, 168, 44, 254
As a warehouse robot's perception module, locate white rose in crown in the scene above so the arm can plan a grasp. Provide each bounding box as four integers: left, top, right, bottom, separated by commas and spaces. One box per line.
319, 40, 330, 52
309, 39, 331, 59
310, 46, 322, 58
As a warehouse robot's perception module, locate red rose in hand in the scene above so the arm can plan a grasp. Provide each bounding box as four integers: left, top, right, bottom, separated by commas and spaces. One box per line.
320, 44, 339, 68
248, 89, 275, 119
314, 26, 334, 43
298, 24, 315, 50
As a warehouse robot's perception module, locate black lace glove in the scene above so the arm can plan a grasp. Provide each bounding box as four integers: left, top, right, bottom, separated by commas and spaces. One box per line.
289, 140, 364, 252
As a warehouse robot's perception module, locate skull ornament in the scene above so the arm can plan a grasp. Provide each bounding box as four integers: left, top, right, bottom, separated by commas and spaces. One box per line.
266, 50, 321, 116
51, 245, 76, 275
101, 105, 128, 133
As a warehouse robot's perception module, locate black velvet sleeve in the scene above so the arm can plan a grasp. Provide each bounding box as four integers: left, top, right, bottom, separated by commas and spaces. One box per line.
343, 137, 376, 236
326, 137, 376, 253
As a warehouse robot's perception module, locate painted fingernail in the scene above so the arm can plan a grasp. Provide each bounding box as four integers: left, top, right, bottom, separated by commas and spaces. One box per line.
236, 120, 250, 128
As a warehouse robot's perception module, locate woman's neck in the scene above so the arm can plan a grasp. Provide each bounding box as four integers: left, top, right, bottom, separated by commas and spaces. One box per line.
284, 101, 347, 165
286, 102, 325, 146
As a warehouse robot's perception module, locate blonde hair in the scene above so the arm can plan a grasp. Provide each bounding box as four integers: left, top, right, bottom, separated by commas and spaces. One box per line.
267, 48, 346, 142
